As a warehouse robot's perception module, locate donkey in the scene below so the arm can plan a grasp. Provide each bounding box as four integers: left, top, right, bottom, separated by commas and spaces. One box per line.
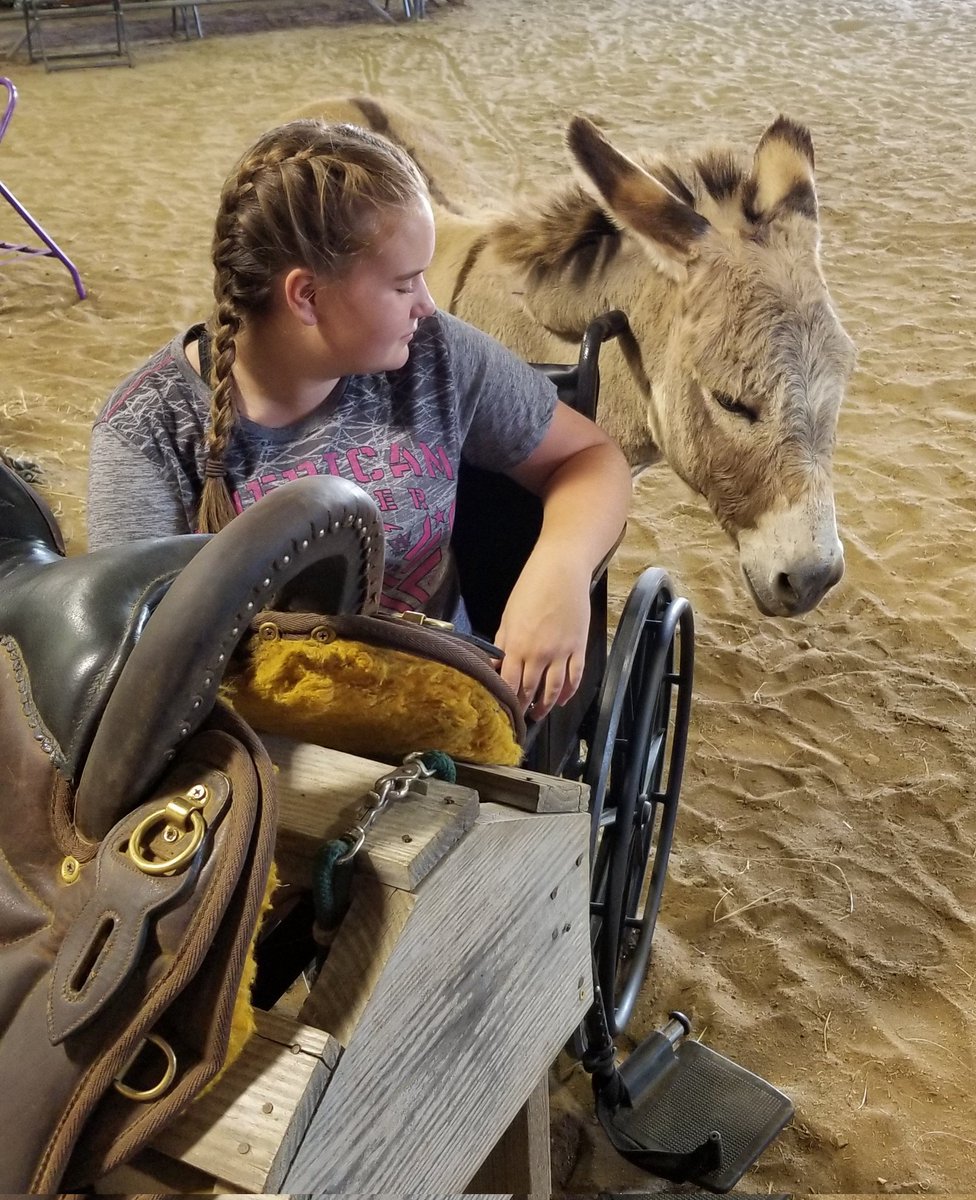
292, 98, 856, 617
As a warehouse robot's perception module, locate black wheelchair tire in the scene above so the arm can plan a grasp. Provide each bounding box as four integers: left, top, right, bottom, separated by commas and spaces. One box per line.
571, 567, 695, 1052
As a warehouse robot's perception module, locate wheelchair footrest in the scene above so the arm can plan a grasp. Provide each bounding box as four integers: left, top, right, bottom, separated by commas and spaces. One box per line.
597, 1019, 794, 1193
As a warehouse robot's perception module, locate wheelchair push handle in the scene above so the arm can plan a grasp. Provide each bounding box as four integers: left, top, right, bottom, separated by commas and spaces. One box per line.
575, 310, 633, 422
581, 308, 632, 351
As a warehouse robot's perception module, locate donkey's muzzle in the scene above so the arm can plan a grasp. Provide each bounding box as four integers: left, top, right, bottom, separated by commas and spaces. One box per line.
750, 552, 844, 617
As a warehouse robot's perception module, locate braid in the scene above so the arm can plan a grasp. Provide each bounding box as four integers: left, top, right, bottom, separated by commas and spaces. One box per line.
196, 118, 428, 533
196, 294, 241, 533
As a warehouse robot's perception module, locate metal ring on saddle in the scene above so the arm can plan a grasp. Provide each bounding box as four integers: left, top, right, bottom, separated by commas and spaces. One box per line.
113, 1032, 178, 1102
128, 805, 207, 875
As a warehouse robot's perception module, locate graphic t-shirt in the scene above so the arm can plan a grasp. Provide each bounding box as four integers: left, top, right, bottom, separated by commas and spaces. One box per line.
87, 311, 558, 614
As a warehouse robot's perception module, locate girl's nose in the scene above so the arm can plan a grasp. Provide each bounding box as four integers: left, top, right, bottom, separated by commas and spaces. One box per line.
414, 276, 436, 317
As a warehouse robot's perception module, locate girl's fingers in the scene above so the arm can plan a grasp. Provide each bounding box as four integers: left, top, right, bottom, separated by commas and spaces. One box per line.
519, 671, 543, 713
496, 639, 587, 720
562, 649, 585, 704
531, 660, 570, 721
500, 654, 540, 714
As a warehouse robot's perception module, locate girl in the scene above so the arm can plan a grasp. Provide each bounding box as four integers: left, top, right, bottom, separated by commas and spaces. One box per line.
87, 120, 632, 721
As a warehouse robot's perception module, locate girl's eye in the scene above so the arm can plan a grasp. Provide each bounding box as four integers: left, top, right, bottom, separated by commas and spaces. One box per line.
713, 391, 757, 422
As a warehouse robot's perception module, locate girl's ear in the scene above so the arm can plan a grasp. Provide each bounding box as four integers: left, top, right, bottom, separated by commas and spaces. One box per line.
282, 266, 320, 325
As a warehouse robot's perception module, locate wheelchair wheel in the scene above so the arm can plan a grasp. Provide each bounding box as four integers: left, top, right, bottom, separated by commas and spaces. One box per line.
576, 568, 695, 1046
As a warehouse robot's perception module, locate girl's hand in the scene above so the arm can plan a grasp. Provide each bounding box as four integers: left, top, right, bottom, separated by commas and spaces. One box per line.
491, 398, 632, 722
493, 552, 591, 721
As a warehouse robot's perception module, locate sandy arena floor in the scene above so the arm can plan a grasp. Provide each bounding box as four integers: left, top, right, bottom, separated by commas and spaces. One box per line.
2, 0, 975, 1194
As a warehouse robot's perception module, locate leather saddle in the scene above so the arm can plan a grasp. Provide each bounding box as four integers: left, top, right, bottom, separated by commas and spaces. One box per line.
0, 460, 384, 1190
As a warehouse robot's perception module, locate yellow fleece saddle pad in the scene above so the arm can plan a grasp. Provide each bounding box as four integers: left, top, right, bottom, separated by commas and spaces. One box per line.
224, 610, 524, 766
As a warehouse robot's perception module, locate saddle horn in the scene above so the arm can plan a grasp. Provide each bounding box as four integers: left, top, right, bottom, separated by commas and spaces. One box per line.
0, 451, 65, 561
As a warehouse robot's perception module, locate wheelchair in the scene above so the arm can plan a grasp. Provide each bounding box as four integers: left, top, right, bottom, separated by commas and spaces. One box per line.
455, 311, 792, 1192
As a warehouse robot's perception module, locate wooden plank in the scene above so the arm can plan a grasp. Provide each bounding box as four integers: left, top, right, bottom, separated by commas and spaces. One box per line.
281, 803, 592, 1193
453, 761, 589, 813
145, 1010, 340, 1193
95, 1146, 217, 1194
264, 734, 480, 892
299, 873, 417, 1048
97, 1140, 293, 1197
466, 1074, 551, 1197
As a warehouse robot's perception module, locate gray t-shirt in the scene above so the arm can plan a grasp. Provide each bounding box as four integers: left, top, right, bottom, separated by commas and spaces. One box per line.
88, 310, 557, 615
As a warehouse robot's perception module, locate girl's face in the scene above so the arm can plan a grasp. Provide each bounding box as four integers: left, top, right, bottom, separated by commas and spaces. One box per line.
312, 199, 437, 376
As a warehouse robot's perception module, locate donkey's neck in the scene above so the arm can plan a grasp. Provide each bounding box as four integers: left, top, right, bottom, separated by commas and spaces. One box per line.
501, 246, 676, 465
521, 247, 669, 344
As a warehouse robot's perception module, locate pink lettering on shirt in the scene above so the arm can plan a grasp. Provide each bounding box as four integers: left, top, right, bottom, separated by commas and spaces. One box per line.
347, 446, 384, 484
282, 460, 321, 482
237, 473, 282, 510
419, 442, 453, 479
388, 443, 423, 478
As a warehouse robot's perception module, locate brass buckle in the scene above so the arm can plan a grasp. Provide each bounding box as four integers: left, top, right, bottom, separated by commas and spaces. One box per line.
395, 610, 455, 632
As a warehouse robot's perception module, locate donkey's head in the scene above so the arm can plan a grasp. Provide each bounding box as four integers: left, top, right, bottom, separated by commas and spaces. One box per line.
568, 116, 855, 616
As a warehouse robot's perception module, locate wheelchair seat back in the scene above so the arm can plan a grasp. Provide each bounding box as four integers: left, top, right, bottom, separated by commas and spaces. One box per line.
453, 312, 630, 774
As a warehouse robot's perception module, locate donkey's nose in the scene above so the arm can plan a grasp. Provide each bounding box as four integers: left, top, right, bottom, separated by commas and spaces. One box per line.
775, 556, 845, 615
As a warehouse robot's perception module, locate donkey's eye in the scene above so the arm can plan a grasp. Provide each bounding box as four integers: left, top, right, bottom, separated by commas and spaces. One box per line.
713, 391, 757, 422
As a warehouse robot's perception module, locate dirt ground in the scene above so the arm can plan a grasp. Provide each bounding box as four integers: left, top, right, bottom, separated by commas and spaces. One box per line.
2, 0, 975, 1194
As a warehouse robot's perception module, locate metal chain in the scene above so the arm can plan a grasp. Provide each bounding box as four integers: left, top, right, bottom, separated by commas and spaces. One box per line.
336, 752, 436, 864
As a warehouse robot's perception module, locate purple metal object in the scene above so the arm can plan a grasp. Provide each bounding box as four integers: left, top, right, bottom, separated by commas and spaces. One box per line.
0, 76, 86, 301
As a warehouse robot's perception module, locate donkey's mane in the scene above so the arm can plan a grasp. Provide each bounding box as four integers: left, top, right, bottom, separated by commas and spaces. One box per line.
492, 143, 762, 283
491, 186, 624, 283
667, 150, 757, 212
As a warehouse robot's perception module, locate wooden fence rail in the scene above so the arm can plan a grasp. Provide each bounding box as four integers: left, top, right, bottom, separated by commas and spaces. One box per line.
16, 0, 425, 71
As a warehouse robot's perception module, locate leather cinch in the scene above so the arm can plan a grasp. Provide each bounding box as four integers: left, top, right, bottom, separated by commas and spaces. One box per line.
0, 461, 384, 1191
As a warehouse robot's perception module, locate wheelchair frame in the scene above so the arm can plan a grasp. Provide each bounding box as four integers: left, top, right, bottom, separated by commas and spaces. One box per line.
454, 310, 696, 1049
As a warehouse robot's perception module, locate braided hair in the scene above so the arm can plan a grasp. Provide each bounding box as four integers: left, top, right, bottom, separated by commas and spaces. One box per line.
197, 120, 428, 534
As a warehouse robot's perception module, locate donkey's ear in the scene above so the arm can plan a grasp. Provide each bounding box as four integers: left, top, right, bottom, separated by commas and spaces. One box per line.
567, 116, 710, 283
752, 116, 819, 222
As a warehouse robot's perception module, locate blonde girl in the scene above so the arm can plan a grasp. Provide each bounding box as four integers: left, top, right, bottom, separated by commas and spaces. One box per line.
88, 120, 632, 719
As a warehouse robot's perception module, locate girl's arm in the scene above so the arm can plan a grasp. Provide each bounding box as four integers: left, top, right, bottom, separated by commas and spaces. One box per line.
497, 401, 632, 719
